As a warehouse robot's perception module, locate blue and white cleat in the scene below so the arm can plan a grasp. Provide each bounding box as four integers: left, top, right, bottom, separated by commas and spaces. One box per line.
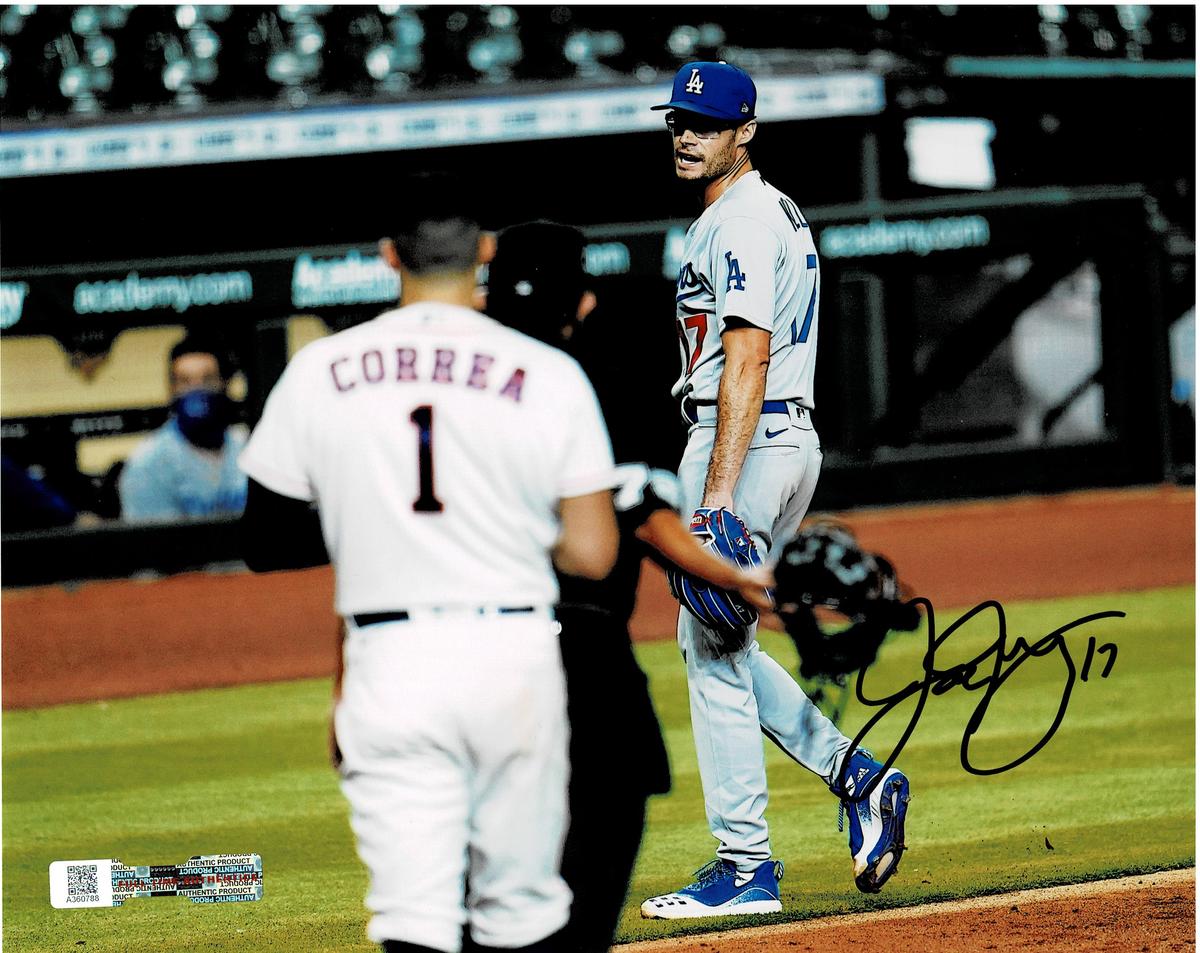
833, 749, 911, 894
640, 858, 784, 919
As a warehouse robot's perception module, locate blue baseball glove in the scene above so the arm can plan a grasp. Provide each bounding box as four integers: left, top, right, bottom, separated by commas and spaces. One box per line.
667, 507, 763, 653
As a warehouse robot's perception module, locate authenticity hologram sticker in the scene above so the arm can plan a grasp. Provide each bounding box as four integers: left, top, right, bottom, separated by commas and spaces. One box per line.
50, 853, 262, 908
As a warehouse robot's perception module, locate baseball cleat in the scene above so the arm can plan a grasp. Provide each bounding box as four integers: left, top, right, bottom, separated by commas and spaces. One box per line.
640, 858, 783, 919
833, 749, 911, 894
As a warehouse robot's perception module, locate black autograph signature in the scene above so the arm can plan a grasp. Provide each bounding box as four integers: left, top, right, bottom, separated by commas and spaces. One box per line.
843, 598, 1122, 783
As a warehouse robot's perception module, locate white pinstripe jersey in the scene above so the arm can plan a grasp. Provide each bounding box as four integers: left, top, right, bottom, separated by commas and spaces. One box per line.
672, 171, 821, 408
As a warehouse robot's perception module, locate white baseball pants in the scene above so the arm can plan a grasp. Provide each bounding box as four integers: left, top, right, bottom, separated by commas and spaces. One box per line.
336, 609, 571, 952
677, 410, 853, 870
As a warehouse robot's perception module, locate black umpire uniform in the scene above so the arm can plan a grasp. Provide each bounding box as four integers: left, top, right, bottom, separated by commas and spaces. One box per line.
486, 222, 676, 953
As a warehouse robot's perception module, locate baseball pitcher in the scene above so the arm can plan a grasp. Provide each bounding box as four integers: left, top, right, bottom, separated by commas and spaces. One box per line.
641, 62, 912, 920
487, 221, 780, 951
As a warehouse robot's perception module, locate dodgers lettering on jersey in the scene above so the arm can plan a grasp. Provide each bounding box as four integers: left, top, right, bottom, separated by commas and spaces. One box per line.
673, 170, 820, 408
239, 302, 617, 615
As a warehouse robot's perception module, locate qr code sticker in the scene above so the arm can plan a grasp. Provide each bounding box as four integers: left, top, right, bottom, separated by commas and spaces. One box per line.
67, 864, 99, 899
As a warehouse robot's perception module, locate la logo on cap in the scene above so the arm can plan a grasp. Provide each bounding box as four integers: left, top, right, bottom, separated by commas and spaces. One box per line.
685, 67, 704, 95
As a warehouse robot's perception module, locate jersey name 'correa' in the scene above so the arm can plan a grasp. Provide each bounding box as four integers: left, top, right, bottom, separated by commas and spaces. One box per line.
327, 344, 527, 400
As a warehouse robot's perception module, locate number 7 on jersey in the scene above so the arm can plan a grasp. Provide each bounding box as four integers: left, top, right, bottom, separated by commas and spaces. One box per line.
677, 314, 709, 375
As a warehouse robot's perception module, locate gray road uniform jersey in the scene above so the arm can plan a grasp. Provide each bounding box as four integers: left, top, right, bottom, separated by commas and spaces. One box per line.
673, 171, 820, 409
670, 172, 854, 873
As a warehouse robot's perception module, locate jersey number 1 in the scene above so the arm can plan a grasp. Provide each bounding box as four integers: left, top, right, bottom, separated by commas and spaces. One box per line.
409, 405, 444, 513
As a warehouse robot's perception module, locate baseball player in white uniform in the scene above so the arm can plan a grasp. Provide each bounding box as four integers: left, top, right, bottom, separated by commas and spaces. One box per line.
238, 175, 620, 953
641, 63, 912, 919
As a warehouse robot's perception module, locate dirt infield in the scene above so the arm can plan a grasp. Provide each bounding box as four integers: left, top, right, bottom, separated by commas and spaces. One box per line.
619, 869, 1196, 952
627, 484, 1196, 641
1, 485, 1194, 952
1, 485, 1193, 708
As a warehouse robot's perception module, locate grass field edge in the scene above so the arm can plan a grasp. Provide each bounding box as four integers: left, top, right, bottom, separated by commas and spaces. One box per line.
616, 865, 1197, 949
617, 860, 1198, 944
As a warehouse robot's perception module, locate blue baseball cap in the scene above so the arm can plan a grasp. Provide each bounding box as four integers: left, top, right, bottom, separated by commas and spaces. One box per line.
651, 61, 756, 123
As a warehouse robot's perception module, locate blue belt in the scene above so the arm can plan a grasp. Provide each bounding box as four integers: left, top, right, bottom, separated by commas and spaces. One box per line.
682, 398, 793, 426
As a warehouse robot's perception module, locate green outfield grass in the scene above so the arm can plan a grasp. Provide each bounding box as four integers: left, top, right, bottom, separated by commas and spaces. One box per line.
3, 586, 1193, 951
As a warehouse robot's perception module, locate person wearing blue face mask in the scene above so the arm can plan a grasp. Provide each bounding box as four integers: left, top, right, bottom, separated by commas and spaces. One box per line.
118, 332, 247, 522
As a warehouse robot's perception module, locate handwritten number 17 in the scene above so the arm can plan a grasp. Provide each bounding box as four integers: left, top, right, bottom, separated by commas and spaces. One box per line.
1080, 637, 1117, 681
